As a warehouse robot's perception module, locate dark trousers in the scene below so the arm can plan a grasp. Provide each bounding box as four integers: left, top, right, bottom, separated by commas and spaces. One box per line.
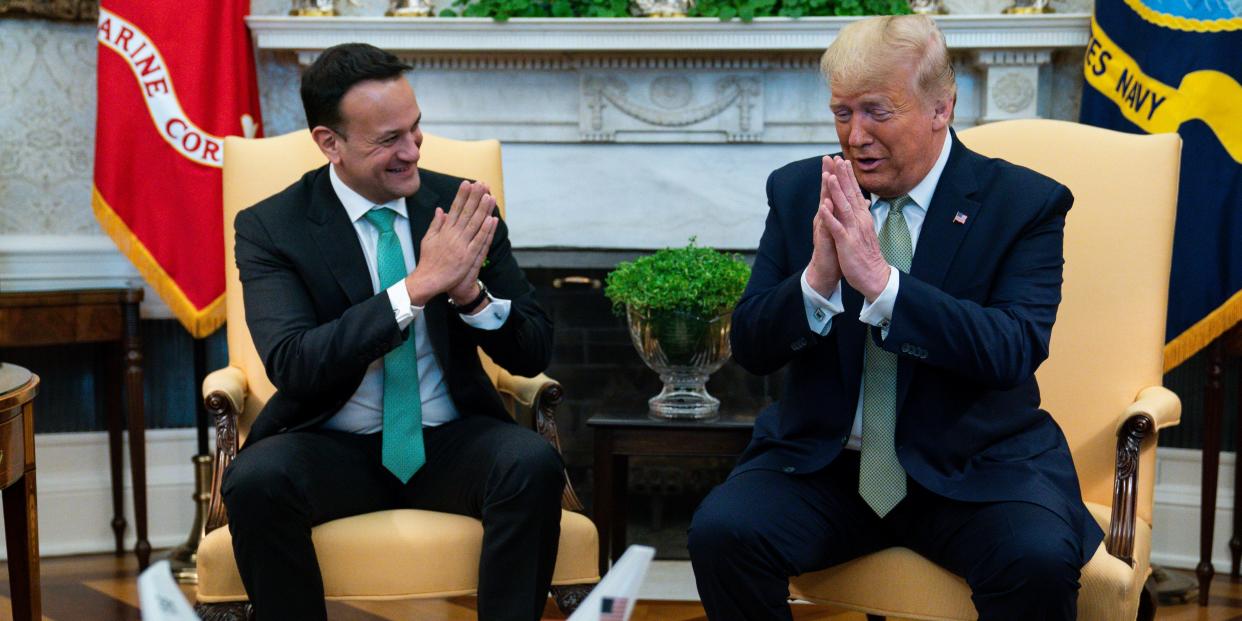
222, 414, 565, 621
688, 451, 1085, 621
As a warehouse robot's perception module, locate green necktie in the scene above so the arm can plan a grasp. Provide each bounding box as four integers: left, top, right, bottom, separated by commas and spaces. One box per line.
858, 195, 914, 517
363, 208, 425, 483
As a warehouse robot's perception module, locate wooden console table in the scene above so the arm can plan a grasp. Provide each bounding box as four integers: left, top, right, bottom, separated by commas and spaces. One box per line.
0, 289, 150, 569
0, 363, 42, 621
588, 408, 754, 576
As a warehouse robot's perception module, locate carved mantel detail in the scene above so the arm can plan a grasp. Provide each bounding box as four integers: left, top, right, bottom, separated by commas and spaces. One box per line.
581, 73, 762, 143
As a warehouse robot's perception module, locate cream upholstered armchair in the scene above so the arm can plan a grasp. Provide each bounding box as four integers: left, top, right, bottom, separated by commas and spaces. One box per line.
194, 130, 599, 619
788, 120, 1183, 621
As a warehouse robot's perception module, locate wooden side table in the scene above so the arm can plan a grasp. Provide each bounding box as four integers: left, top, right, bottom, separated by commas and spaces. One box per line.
0, 363, 42, 621
0, 289, 150, 569
588, 409, 754, 576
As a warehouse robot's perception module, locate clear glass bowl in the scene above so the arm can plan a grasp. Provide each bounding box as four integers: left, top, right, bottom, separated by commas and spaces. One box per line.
625, 306, 732, 419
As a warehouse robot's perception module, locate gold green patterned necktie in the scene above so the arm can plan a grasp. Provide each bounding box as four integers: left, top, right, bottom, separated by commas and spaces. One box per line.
858, 195, 914, 517
363, 208, 425, 483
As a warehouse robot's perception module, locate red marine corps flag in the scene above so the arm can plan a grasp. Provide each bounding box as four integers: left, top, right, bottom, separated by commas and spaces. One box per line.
94, 0, 261, 337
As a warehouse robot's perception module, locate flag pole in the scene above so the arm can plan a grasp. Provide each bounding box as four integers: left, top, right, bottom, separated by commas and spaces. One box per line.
163, 336, 213, 584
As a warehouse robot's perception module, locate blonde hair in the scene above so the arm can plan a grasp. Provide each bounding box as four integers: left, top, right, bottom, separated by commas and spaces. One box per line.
820, 15, 956, 105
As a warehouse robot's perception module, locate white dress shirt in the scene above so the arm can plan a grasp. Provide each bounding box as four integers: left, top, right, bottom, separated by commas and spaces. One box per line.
320, 165, 512, 433
799, 131, 954, 450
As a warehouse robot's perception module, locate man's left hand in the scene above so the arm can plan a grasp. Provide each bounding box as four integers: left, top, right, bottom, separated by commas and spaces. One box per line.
821, 157, 891, 301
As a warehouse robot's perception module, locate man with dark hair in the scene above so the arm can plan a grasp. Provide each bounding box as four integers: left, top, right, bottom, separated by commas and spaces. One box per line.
223, 42, 562, 621
689, 15, 1100, 621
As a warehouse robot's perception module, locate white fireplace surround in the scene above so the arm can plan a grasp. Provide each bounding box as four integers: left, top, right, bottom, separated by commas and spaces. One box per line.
246, 15, 1089, 254
0, 16, 1090, 314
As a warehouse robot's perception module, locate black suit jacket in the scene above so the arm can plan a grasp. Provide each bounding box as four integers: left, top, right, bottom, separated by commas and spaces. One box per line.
731, 134, 1103, 560
234, 165, 552, 449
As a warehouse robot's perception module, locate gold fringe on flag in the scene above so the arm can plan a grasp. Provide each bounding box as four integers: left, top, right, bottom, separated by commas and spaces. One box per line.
1164, 289, 1242, 371
92, 186, 225, 339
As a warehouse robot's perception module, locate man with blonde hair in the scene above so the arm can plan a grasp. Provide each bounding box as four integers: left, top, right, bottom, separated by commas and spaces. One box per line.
688, 15, 1101, 620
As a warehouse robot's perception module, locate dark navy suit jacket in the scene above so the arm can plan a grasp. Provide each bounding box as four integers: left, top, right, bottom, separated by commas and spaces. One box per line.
731, 134, 1104, 561
233, 166, 552, 449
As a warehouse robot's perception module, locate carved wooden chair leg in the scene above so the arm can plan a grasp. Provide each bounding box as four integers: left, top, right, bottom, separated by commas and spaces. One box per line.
552, 583, 595, 615
194, 602, 254, 621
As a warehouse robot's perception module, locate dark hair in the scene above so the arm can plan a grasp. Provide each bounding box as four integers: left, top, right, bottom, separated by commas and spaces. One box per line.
300, 43, 412, 135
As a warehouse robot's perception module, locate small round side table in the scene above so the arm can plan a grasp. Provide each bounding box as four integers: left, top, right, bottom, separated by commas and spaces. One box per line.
0, 363, 41, 621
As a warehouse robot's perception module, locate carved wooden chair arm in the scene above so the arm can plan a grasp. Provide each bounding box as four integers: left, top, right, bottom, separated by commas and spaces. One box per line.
202, 366, 248, 534
1107, 386, 1182, 566
1118, 386, 1181, 432
493, 369, 584, 511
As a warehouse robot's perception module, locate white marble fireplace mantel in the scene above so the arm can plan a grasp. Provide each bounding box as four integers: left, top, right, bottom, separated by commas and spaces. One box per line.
246, 15, 1091, 252
247, 15, 1089, 54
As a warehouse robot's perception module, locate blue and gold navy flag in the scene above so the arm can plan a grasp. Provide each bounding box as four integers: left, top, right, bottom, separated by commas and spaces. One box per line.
1080, 0, 1242, 371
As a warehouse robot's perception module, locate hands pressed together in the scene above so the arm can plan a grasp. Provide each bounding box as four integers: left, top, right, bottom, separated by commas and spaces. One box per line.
405, 180, 498, 308
805, 156, 893, 302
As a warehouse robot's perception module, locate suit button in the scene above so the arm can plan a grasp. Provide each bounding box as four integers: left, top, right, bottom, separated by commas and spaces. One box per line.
782, 466, 796, 473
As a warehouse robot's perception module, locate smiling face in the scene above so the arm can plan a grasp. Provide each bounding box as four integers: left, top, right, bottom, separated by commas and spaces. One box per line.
313, 77, 422, 205
830, 60, 951, 199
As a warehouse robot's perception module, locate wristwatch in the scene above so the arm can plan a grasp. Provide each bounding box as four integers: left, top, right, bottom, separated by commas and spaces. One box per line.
449, 279, 489, 315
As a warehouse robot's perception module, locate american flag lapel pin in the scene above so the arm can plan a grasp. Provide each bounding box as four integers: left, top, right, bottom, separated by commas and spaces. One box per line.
953, 211, 968, 225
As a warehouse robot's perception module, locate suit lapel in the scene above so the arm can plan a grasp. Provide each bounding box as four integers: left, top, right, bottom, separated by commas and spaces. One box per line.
406, 180, 440, 263
307, 168, 373, 307
895, 133, 982, 413
909, 134, 981, 290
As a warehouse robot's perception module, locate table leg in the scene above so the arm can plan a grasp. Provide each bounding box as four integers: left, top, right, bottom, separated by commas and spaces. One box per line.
98, 345, 126, 556
611, 453, 628, 568
122, 301, 150, 570
593, 429, 613, 577
3, 461, 41, 620
1199, 339, 1224, 606
1233, 349, 1242, 578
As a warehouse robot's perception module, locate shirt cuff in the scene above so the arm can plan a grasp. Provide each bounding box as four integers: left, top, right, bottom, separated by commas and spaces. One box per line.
460, 294, 511, 331
386, 281, 422, 331
858, 266, 900, 339
801, 268, 844, 336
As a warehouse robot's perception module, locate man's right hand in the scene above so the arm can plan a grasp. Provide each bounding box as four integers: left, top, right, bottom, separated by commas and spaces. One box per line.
806, 156, 843, 296
405, 180, 498, 307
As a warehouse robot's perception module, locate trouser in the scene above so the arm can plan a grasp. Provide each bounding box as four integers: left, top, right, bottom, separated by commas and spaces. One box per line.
689, 450, 1085, 621
223, 414, 565, 621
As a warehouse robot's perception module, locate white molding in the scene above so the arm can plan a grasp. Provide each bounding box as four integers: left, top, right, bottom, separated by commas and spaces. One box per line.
247, 15, 1091, 55
0, 234, 172, 318
0, 429, 203, 560
1151, 447, 1236, 572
